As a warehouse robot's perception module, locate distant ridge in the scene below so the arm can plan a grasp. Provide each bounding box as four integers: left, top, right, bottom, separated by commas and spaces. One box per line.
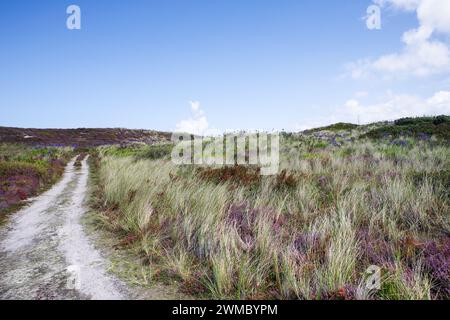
0, 127, 172, 147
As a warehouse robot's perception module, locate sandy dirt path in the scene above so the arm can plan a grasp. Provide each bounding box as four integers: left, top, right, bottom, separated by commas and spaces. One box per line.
0, 156, 129, 300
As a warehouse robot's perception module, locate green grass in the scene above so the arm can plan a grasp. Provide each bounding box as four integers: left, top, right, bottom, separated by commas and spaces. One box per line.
136, 144, 173, 160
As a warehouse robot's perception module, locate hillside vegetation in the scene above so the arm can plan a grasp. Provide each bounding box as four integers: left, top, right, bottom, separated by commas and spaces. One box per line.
90, 115, 450, 300
362, 115, 450, 141
0, 144, 73, 218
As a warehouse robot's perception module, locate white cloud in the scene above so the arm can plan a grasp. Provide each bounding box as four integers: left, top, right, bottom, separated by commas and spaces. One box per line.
175, 101, 210, 135
189, 100, 200, 112
427, 90, 450, 106
295, 90, 450, 130
175, 101, 221, 136
417, 0, 450, 34
349, 0, 450, 78
344, 90, 450, 123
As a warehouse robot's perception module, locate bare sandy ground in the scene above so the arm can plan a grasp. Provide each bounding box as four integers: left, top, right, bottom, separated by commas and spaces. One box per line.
0, 156, 180, 300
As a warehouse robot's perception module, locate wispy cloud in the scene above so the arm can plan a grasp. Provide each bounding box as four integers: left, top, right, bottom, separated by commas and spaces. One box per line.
294, 90, 450, 130
355, 91, 369, 98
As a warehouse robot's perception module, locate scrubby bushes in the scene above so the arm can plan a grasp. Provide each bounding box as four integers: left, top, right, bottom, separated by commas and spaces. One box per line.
394, 115, 450, 126
363, 115, 450, 140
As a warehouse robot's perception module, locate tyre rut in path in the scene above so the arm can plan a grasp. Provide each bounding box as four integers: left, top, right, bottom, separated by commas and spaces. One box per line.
0, 156, 128, 300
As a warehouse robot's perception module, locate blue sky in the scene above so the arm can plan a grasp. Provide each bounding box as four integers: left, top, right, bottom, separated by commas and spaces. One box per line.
1, 0, 449, 132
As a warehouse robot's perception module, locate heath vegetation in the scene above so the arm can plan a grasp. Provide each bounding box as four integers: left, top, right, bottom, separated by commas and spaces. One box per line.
91, 116, 450, 300
0, 144, 73, 218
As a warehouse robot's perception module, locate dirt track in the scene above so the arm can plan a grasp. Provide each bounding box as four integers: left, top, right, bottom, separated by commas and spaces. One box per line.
0, 156, 130, 300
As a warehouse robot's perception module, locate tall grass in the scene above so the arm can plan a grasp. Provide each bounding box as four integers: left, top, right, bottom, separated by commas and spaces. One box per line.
95, 138, 449, 300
